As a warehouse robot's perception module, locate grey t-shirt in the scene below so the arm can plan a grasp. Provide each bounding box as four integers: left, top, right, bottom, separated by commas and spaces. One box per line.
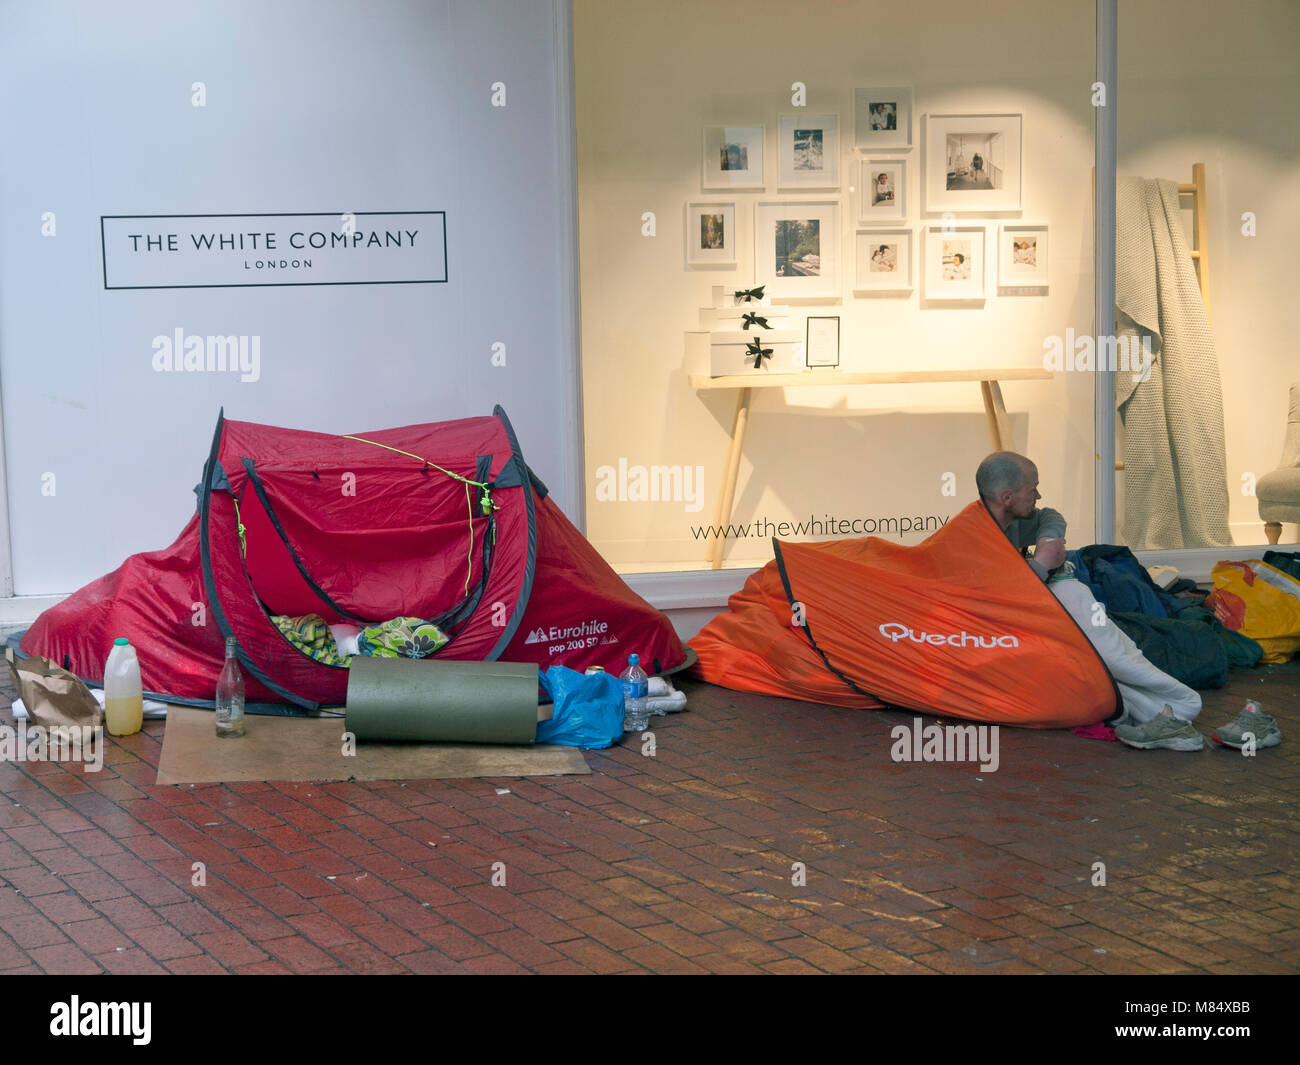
1001, 506, 1067, 582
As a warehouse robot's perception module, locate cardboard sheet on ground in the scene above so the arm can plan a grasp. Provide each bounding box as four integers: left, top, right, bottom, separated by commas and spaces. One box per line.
155, 706, 588, 785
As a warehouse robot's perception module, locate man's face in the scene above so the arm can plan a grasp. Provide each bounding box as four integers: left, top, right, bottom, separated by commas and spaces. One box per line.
1005, 469, 1041, 520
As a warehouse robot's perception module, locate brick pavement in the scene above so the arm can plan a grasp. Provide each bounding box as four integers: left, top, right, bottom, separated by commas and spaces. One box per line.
1, 659, 1296, 974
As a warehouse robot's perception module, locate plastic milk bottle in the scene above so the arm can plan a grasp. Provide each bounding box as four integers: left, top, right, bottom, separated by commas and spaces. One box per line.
104, 637, 144, 736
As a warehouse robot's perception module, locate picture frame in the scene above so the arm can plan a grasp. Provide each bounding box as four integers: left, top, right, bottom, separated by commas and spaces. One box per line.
998, 223, 1049, 289
923, 224, 986, 300
854, 229, 913, 293
853, 87, 912, 151
858, 157, 906, 223
805, 316, 841, 368
778, 114, 840, 189
685, 202, 737, 266
754, 200, 841, 300
923, 114, 1022, 213
702, 126, 765, 190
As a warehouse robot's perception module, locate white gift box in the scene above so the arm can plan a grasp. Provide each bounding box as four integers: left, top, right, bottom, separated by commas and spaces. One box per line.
713, 284, 771, 309
697, 306, 792, 329
709, 329, 804, 376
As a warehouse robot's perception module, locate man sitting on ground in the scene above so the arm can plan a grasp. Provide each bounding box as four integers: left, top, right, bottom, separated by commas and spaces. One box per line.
974, 450, 1238, 752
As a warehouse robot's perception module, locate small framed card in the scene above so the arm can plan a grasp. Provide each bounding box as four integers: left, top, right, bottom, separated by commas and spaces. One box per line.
858, 158, 906, 223
685, 202, 737, 266
778, 114, 840, 189
998, 223, 1049, 289
923, 224, 986, 300
854, 229, 912, 293
805, 316, 841, 368
854, 87, 912, 151
703, 126, 765, 190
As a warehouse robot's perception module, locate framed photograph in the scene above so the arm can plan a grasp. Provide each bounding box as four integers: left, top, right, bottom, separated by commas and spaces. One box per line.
685, 202, 737, 266
854, 229, 912, 293
805, 316, 840, 368
999, 223, 1049, 289
923, 224, 986, 300
778, 115, 840, 189
702, 126, 765, 190
854, 87, 912, 151
923, 114, 1022, 213
754, 201, 841, 300
858, 158, 906, 223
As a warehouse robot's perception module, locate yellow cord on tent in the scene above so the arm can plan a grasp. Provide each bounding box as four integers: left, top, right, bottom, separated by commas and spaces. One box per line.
343, 435, 499, 596
233, 496, 247, 557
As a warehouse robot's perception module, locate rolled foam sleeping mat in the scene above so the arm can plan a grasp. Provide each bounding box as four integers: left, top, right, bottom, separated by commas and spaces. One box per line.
345, 657, 540, 744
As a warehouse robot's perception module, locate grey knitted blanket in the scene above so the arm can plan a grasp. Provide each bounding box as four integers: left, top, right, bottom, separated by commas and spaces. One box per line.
1115, 176, 1232, 548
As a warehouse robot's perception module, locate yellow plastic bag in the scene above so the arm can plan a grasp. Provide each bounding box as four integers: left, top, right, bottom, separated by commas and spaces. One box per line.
1206, 561, 1300, 663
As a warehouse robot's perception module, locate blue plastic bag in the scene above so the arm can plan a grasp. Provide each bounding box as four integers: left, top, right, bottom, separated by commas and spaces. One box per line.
536, 666, 624, 749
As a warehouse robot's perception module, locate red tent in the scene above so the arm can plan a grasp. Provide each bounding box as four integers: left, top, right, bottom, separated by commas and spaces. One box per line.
20, 408, 685, 709
688, 500, 1120, 728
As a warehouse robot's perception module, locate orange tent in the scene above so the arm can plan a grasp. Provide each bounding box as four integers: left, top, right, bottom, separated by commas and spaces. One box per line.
689, 500, 1119, 728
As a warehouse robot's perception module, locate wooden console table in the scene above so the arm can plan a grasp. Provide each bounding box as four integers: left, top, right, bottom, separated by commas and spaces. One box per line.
689, 367, 1053, 569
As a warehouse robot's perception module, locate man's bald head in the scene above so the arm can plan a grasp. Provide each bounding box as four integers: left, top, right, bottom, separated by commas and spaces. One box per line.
976, 452, 1036, 501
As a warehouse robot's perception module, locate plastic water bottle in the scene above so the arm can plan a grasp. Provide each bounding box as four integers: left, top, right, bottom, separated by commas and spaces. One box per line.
104, 637, 143, 737
215, 636, 246, 738
619, 653, 649, 732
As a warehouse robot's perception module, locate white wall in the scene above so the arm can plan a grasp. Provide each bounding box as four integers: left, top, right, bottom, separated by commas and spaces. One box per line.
575, 0, 1100, 572
0, 0, 582, 595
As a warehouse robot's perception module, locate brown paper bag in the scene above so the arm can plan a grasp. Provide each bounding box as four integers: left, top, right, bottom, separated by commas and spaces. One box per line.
7, 655, 103, 730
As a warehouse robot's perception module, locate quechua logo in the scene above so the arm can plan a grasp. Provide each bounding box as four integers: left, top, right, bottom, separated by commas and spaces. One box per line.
877, 622, 1019, 649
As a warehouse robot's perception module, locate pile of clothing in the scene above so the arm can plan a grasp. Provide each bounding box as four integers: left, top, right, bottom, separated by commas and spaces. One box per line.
270, 614, 450, 667
1065, 545, 1263, 690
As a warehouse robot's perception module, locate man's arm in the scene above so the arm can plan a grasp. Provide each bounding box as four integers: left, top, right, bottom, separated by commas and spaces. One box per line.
1027, 550, 1059, 582
1011, 507, 1068, 582
1035, 506, 1067, 538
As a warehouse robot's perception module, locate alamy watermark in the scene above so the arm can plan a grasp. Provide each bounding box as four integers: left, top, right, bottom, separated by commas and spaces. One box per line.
1042, 329, 1153, 382
594, 460, 704, 512
50, 996, 150, 1044
891, 717, 1000, 772
151, 328, 261, 382
0, 724, 104, 772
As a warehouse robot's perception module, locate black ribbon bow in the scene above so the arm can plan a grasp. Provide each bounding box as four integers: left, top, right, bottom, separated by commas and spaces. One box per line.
745, 337, 773, 369
734, 285, 766, 303
742, 312, 771, 330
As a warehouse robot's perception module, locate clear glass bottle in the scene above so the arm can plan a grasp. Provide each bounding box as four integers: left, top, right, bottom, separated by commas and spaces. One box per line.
215, 636, 245, 738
